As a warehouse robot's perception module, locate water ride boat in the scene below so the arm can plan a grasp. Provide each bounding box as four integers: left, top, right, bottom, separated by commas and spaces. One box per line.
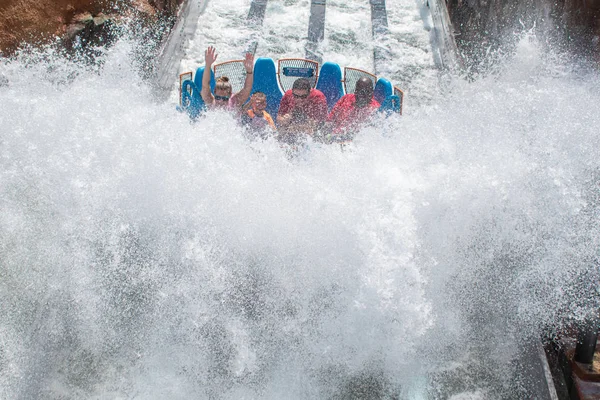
177, 57, 404, 119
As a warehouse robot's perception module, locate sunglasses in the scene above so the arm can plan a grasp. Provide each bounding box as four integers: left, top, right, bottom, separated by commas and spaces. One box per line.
292, 92, 309, 99
215, 95, 230, 102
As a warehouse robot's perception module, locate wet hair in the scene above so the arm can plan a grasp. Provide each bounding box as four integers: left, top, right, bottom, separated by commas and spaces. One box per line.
355, 77, 374, 107
215, 76, 232, 94
292, 78, 311, 91
252, 91, 266, 100
355, 77, 374, 94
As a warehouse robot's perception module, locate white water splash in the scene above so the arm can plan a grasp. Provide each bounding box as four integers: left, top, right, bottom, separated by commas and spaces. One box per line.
1, 32, 599, 399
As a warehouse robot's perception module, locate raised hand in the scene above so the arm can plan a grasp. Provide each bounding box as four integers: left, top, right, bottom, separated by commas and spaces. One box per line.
205, 46, 218, 66
243, 52, 254, 74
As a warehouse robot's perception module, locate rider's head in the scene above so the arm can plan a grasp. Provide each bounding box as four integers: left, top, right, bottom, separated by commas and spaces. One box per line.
355, 77, 374, 108
214, 77, 232, 104
251, 92, 267, 112
292, 78, 311, 105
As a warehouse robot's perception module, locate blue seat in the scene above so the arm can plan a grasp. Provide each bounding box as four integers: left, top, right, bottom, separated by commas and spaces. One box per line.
250, 58, 283, 117
373, 77, 393, 106
316, 62, 345, 111
181, 67, 215, 119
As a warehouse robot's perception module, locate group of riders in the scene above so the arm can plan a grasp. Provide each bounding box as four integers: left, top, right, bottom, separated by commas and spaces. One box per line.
200, 46, 382, 145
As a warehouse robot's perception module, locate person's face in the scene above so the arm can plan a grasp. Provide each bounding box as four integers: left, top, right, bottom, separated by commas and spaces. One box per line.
252, 96, 267, 112
214, 87, 231, 106
355, 86, 373, 107
292, 89, 310, 106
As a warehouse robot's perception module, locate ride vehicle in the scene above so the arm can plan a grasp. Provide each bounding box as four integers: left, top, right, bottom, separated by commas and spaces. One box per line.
178, 57, 404, 119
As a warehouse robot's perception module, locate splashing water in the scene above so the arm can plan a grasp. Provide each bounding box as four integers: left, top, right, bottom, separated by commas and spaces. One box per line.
1, 32, 600, 400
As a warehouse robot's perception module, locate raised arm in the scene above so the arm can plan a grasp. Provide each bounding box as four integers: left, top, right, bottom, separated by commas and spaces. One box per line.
201, 46, 217, 105
231, 52, 255, 107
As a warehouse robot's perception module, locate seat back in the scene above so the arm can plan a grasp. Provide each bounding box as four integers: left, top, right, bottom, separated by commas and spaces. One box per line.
343, 67, 376, 94
277, 58, 319, 92
213, 60, 246, 93
316, 62, 345, 111
250, 58, 283, 117
374, 77, 393, 106
194, 66, 215, 93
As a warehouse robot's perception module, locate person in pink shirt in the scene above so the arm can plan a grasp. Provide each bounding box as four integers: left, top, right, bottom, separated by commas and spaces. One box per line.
201, 46, 254, 112
276, 78, 328, 144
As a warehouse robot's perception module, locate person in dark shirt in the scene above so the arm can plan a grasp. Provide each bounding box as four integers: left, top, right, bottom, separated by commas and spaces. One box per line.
276, 78, 328, 144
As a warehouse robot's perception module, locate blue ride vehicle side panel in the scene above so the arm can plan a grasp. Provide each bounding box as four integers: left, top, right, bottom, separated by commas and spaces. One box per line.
250, 58, 283, 118
181, 66, 215, 119
316, 62, 345, 111
374, 77, 401, 114
195, 66, 216, 94
379, 95, 401, 114
180, 79, 201, 119
373, 77, 393, 105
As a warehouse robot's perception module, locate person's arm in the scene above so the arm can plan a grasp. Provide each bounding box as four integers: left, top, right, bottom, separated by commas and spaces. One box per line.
264, 112, 277, 130
201, 46, 217, 105
276, 92, 293, 127
230, 53, 255, 108
325, 98, 343, 133
277, 114, 293, 127
305, 91, 329, 136
314, 92, 329, 123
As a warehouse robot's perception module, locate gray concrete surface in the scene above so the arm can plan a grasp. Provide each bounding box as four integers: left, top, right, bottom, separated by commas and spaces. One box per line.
152, 0, 209, 101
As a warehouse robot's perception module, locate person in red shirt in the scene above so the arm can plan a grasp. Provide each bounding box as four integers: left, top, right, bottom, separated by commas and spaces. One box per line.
276, 78, 328, 144
327, 77, 380, 141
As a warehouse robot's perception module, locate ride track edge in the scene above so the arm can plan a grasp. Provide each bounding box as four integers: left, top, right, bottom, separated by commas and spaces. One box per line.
153, 0, 210, 102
